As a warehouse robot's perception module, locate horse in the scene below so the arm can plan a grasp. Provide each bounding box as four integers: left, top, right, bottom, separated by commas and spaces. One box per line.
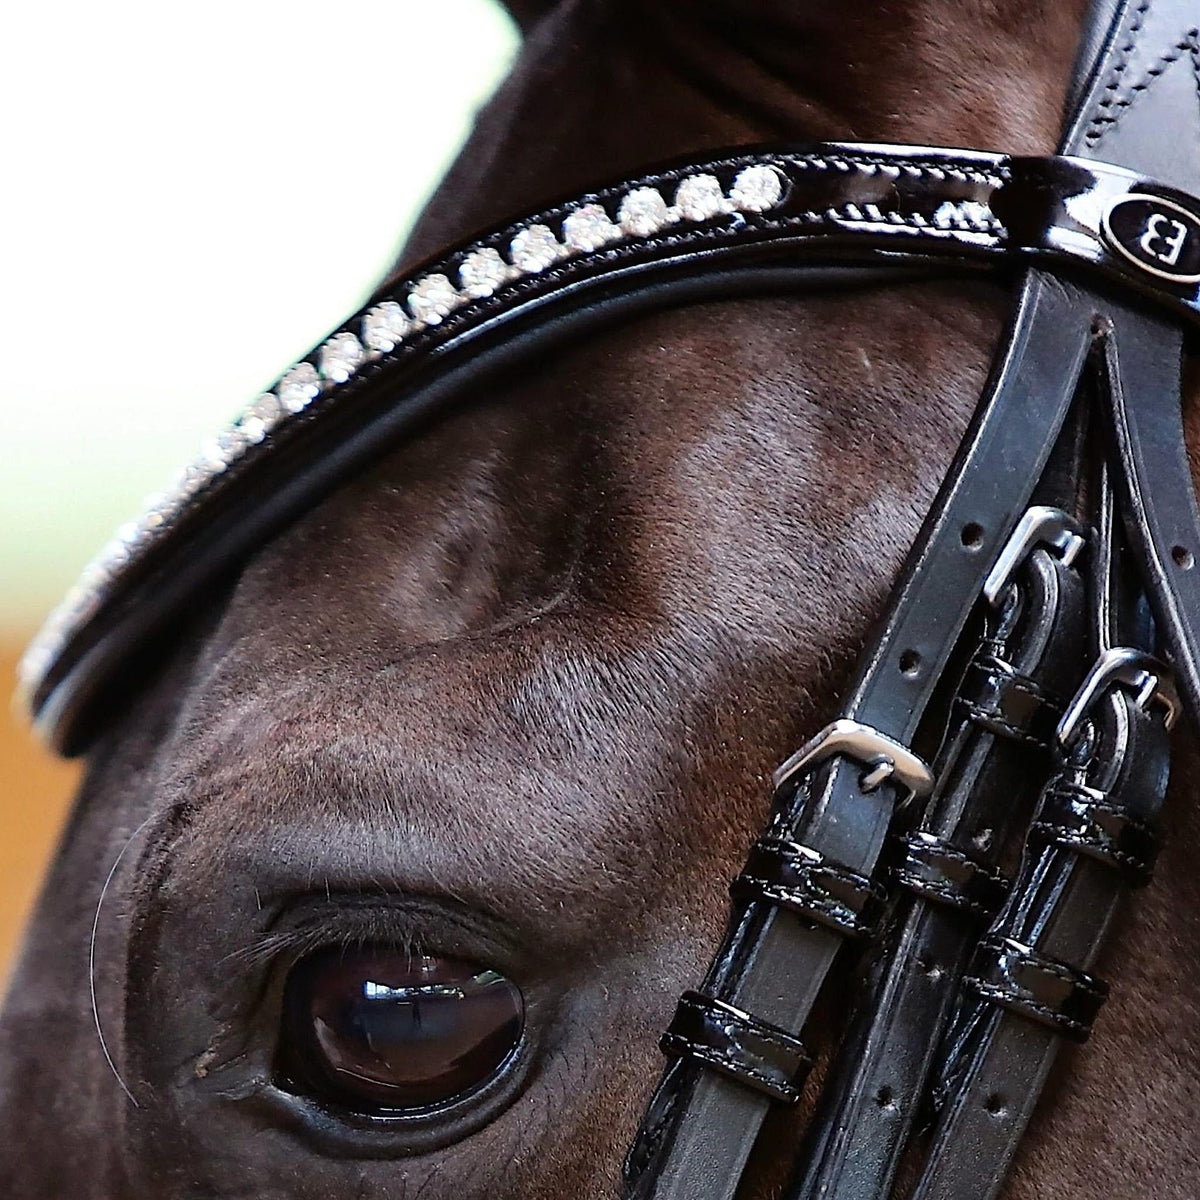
2, 1, 1198, 1197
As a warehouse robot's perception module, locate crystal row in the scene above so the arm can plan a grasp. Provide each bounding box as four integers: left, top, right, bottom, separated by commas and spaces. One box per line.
19, 162, 792, 696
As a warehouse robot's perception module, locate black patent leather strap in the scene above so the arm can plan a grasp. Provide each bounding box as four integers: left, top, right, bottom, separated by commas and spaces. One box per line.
955, 656, 1063, 746
965, 936, 1108, 1040
660, 992, 812, 1104
915, 426, 1176, 1199
732, 838, 884, 939
892, 833, 1009, 919
624, 275, 1093, 1200
1032, 778, 1160, 881
784, 547, 1086, 1200
1102, 301, 1200, 723
913, 697, 1171, 1200
1061, 0, 1200, 195
623, 5, 1200, 1199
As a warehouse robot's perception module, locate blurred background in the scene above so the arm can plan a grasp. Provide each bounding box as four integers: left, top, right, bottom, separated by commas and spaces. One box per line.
1, 0, 517, 980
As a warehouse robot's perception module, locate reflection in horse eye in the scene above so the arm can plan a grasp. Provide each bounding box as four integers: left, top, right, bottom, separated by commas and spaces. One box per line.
278, 946, 524, 1112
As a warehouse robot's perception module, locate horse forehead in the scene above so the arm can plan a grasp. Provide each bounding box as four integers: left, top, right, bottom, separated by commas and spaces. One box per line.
151, 287, 991, 915
202, 290, 968, 646
152, 585, 787, 912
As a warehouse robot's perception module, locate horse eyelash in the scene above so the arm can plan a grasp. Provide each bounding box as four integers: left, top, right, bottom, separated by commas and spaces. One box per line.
225, 922, 429, 972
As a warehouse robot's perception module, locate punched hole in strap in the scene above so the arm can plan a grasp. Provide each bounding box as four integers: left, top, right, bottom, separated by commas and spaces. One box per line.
965, 936, 1108, 1042
659, 990, 812, 1104
732, 837, 885, 939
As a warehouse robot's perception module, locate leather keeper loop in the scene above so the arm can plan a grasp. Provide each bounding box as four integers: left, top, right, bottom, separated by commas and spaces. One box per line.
965, 936, 1108, 1042
732, 837, 884, 939
1031, 778, 1160, 884
659, 990, 812, 1104
891, 831, 1009, 918
955, 654, 1062, 747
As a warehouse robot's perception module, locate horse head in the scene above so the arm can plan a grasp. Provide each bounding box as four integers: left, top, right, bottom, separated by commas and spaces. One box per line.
4, 2, 1199, 1198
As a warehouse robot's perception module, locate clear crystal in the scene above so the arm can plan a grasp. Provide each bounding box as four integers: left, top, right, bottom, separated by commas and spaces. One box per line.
237, 392, 280, 443
318, 331, 365, 383
238, 415, 268, 444
459, 247, 511, 297
217, 428, 249, 460
362, 300, 412, 352
510, 224, 562, 273
675, 174, 726, 220
278, 362, 321, 414
243, 391, 283, 427
142, 488, 182, 526
199, 440, 230, 474
730, 164, 785, 213
562, 204, 620, 252
618, 187, 670, 236
168, 463, 207, 500
408, 274, 461, 325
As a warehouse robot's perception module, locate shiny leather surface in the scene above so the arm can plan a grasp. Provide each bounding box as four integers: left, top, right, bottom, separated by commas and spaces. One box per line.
787, 544, 1088, 1200
630, 3, 1199, 1198
732, 838, 885, 939
659, 992, 812, 1104
965, 936, 1109, 1041
29, 140, 1200, 749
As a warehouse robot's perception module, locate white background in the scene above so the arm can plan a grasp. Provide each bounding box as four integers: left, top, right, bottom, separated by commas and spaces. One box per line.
1, 0, 516, 628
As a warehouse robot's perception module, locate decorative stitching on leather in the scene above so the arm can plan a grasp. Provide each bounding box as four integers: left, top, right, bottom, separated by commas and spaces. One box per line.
1086, 0, 1152, 144
660, 992, 810, 1102
979, 943, 1107, 997
1085, 7, 1200, 145
786, 152, 1006, 187
1032, 828, 1148, 871
958, 700, 1052, 746
659, 1037, 802, 1101
964, 978, 1093, 1036
671, 991, 810, 1053
737, 878, 874, 935
892, 837, 1008, 917
1032, 783, 1158, 878
893, 868, 994, 918
735, 837, 881, 936
1030, 820, 1151, 872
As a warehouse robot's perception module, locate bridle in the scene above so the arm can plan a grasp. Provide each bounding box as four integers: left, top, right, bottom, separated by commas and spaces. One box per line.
18, 1, 1200, 1197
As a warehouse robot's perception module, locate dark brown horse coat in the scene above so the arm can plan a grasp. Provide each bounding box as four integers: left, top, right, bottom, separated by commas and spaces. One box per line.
2, 2, 1197, 1197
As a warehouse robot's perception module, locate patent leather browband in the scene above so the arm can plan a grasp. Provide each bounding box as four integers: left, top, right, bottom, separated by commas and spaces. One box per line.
20, 142, 1200, 751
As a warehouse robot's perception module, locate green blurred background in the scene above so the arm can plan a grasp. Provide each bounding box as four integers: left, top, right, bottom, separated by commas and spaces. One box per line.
1, 0, 517, 977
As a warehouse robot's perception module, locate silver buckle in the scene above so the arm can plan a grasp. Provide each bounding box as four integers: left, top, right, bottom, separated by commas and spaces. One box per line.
1056, 647, 1181, 750
772, 719, 935, 806
982, 506, 1086, 608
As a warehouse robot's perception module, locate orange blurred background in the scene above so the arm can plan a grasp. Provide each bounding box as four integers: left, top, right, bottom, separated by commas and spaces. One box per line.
0, 640, 80, 981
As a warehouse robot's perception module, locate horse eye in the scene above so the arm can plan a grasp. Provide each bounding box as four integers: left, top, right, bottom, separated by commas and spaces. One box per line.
277, 945, 524, 1113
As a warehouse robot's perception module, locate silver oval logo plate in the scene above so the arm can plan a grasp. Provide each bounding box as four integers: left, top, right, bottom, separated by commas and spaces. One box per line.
1103, 193, 1200, 284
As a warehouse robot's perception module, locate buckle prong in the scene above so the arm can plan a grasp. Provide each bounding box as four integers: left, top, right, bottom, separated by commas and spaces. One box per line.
1056, 647, 1180, 749
773, 719, 935, 806
983, 506, 1086, 609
